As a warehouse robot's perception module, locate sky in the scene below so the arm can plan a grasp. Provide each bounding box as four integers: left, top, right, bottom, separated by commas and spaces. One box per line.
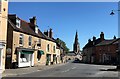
9, 0, 119, 2
9, 2, 118, 51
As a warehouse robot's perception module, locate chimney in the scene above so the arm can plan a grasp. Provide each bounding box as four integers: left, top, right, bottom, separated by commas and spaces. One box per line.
88, 39, 91, 43
44, 30, 49, 37
29, 16, 36, 25
29, 16, 37, 32
113, 35, 116, 39
100, 32, 104, 41
93, 36, 96, 45
93, 36, 96, 41
49, 28, 53, 38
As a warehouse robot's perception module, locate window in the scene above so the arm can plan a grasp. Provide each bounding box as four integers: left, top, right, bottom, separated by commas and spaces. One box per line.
37, 38, 41, 47
0, 2, 1, 13
28, 36, 32, 46
20, 54, 25, 58
47, 44, 49, 52
16, 17, 21, 28
35, 26, 38, 34
53, 46, 55, 53
19, 34, 23, 45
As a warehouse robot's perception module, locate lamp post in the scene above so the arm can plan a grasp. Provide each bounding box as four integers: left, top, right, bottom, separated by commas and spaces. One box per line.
110, 9, 120, 69
110, 10, 120, 15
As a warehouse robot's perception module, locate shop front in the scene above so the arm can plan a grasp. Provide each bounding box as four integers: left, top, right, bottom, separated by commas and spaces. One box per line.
17, 48, 34, 67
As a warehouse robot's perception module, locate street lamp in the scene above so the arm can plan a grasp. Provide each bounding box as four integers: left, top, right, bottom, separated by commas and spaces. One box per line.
110, 10, 115, 15
110, 10, 120, 15
110, 9, 120, 70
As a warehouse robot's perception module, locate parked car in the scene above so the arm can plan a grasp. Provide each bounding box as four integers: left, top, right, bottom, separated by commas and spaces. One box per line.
72, 58, 81, 63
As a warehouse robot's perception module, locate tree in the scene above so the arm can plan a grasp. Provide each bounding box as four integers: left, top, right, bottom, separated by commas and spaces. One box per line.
56, 38, 69, 53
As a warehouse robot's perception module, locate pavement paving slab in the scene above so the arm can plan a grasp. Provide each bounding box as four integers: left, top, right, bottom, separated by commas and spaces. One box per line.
2, 63, 65, 77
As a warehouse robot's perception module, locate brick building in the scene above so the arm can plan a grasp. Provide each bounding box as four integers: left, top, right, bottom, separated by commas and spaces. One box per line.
83, 32, 119, 65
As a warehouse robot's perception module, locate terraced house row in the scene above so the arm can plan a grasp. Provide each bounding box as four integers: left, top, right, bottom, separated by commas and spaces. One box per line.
0, 0, 65, 72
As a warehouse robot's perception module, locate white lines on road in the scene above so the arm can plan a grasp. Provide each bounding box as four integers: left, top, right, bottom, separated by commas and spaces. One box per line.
71, 67, 76, 69
61, 69, 70, 73
61, 67, 76, 73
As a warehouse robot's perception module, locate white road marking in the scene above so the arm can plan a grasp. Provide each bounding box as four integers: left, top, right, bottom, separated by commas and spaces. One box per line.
71, 67, 76, 69
61, 69, 70, 73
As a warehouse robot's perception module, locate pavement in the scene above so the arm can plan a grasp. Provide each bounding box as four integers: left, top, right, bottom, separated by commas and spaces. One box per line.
2, 63, 66, 77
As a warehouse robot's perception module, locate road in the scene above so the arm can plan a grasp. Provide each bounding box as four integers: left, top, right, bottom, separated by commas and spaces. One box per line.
15, 62, 119, 77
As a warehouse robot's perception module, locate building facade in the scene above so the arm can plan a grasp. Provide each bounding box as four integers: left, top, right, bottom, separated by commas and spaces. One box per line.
6, 14, 59, 69
95, 38, 119, 64
0, 0, 8, 71
82, 32, 104, 63
83, 32, 119, 65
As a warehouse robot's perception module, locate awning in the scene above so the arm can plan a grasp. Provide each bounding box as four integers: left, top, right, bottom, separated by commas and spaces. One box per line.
16, 47, 35, 54
20, 50, 34, 54
38, 50, 44, 55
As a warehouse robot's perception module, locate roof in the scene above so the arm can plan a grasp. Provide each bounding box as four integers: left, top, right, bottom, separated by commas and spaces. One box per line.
67, 51, 76, 56
67, 51, 81, 56
8, 14, 56, 43
8, 15, 40, 38
96, 38, 120, 46
83, 38, 101, 49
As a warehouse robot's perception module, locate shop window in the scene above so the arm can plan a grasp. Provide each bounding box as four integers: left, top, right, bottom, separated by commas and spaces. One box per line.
28, 36, 32, 46
20, 54, 28, 62
19, 34, 23, 46
20, 54, 25, 58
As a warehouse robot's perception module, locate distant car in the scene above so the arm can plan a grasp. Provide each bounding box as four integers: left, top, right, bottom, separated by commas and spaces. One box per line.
73, 58, 81, 63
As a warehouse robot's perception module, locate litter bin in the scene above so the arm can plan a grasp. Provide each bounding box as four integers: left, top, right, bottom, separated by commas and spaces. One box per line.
12, 62, 18, 69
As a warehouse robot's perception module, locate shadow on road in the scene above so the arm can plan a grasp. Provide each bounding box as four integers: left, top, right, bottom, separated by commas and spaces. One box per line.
100, 68, 118, 71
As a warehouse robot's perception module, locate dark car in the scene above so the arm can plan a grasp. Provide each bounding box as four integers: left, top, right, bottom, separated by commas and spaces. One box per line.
73, 58, 81, 63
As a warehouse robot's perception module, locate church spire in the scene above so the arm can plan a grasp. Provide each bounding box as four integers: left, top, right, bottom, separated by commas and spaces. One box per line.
75, 30, 78, 44
73, 30, 80, 54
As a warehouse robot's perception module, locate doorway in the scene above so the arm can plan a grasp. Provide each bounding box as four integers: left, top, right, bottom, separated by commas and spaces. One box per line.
0, 49, 2, 69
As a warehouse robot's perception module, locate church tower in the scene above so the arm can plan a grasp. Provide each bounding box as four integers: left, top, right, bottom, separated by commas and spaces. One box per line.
73, 31, 80, 54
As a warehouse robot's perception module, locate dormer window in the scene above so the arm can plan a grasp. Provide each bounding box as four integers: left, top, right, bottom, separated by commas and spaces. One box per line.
35, 25, 38, 34
16, 17, 21, 28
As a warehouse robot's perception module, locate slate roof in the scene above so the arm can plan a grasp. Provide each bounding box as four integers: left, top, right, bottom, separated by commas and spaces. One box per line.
8, 14, 56, 43
96, 38, 120, 46
83, 38, 101, 49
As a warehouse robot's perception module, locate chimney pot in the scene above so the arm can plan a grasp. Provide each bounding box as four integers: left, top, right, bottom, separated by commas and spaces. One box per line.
100, 32, 104, 41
